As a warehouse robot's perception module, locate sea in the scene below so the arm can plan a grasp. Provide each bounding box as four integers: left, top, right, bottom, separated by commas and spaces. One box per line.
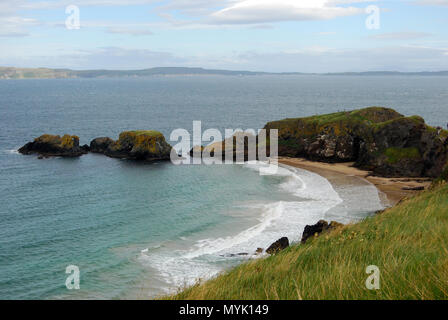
0, 75, 447, 299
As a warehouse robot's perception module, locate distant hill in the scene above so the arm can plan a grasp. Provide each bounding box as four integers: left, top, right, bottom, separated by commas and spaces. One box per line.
324, 71, 448, 76
1, 66, 447, 79
0, 67, 270, 79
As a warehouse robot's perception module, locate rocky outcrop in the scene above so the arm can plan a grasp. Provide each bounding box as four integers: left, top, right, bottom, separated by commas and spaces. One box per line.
265, 107, 448, 178
90, 137, 114, 153
18, 134, 88, 157
190, 132, 264, 162
266, 237, 289, 254
90, 130, 173, 161
301, 220, 344, 244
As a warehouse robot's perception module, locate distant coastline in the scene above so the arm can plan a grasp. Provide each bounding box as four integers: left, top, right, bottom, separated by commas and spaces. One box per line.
1, 66, 448, 79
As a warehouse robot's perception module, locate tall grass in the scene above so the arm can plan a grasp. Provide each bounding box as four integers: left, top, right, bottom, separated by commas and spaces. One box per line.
167, 182, 448, 300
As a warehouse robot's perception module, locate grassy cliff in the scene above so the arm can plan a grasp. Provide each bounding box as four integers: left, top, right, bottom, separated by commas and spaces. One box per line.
264, 107, 448, 177
168, 182, 448, 300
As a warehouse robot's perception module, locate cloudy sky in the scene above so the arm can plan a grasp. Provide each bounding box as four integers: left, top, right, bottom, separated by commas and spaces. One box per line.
0, 0, 447, 72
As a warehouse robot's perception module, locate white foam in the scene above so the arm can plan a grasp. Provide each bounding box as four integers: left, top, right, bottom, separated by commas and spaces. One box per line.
139, 163, 348, 294
6, 149, 19, 155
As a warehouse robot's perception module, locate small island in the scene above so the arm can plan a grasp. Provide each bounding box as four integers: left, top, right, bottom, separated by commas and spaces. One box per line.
90, 130, 173, 161
18, 134, 89, 158
19, 130, 174, 162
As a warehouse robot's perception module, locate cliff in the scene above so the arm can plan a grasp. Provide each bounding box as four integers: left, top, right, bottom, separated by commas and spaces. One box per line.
264, 107, 448, 177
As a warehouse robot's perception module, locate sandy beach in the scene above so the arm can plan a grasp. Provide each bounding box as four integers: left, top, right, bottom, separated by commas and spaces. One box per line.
278, 157, 432, 207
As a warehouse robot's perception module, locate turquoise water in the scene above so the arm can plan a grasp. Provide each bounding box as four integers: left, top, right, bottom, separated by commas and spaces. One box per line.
0, 76, 447, 299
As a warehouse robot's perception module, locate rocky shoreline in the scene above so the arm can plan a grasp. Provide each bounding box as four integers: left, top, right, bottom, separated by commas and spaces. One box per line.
18, 107, 448, 179
17, 106, 448, 259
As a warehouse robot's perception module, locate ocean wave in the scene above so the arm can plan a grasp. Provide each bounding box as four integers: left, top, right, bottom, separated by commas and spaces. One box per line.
140, 163, 344, 293
5, 149, 19, 155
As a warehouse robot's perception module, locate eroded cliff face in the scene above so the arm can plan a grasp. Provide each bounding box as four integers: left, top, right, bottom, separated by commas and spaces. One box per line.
90, 131, 173, 161
265, 107, 448, 177
18, 134, 89, 157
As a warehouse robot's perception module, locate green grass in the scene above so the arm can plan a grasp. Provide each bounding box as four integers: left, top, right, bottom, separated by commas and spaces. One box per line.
166, 182, 448, 300
384, 147, 421, 164
127, 130, 163, 137
275, 107, 402, 127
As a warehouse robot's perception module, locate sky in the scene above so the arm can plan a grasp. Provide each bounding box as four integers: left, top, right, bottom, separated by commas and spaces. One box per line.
0, 0, 447, 72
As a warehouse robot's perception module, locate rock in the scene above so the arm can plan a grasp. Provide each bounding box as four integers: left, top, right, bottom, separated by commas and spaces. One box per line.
255, 248, 264, 255
189, 145, 205, 158
81, 144, 90, 152
220, 253, 248, 258
90, 137, 114, 153
266, 237, 289, 254
264, 106, 448, 178
191, 132, 261, 162
402, 186, 425, 191
18, 134, 88, 157
301, 220, 329, 244
301, 220, 344, 244
90, 131, 173, 162
328, 221, 344, 229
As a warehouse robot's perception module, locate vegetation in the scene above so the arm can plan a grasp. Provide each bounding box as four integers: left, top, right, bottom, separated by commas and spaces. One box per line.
384, 147, 421, 164
112, 130, 166, 155
167, 182, 448, 300
35, 134, 79, 148
126, 130, 163, 137
268, 107, 404, 139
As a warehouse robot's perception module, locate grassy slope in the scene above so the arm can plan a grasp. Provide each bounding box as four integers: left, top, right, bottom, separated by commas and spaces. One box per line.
168, 182, 448, 300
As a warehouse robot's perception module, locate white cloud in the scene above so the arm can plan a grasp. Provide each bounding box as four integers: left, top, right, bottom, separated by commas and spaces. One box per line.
2, 45, 447, 73
0, 15, 40, 37
0, 47, 187, 69
229, 45, 448, 72
369, 32, 432, 40
106, 27, 154, 36
207, 0, 370, 25
413, 0, 448, 6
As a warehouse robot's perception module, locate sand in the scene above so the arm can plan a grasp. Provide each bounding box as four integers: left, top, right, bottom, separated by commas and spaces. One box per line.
278, 157, 432, 207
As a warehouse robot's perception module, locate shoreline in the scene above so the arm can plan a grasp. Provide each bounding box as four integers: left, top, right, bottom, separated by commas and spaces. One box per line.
278, 157, 432, 206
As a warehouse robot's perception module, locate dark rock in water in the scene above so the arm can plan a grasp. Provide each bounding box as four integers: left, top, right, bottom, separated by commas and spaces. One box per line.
265, 106, 448, 178
255, 248, 264, 255
90, 131, 173, 162
81, 144, 90, 152
220, 253, 249, 258
90, 137, 114, 153
18, 134, 88, 157
266, 237, 289, 254
301, 220, 344, 244
402, 186, 425, 191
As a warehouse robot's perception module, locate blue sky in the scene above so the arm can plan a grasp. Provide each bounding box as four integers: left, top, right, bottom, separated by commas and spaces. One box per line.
0, 0, 447, 72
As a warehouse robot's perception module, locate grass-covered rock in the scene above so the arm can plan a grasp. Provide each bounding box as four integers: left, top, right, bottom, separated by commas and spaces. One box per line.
90, 130, 173, 161
18, 134, 89, 157
264, 107, 448, 177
